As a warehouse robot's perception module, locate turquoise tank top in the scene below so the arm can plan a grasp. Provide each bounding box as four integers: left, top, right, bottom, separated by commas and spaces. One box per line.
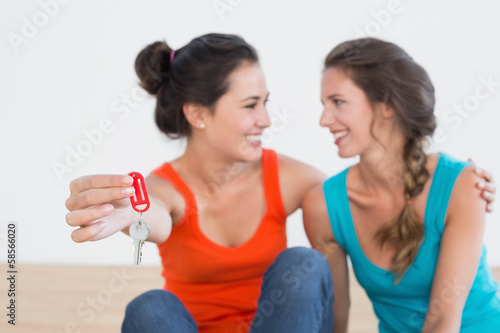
323, 153, 500, 332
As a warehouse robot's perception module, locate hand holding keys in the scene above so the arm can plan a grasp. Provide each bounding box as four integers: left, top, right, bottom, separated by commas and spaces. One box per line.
128, 172, 150, 266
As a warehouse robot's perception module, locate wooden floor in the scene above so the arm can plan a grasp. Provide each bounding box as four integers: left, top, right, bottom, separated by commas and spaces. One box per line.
0, 265, 499, 332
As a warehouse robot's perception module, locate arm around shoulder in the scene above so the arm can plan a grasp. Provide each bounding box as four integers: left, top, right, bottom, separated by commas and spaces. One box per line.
277, 154, 326, 216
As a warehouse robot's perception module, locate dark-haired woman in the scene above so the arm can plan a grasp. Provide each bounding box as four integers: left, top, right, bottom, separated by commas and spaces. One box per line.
304, 38, 500, 332
65, 34, 335, 333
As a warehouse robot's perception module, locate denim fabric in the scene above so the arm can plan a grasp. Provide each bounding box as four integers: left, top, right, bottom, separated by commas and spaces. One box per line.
122, 247, 334, 333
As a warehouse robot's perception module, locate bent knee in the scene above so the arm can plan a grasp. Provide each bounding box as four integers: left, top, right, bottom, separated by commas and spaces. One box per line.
276, 248, 333, 293
274, 247, 330, 274
125, 289, 180, 314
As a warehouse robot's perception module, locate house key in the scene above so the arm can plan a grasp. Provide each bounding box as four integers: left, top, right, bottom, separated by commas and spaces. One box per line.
128, 171, 150, 266
129, 213, 150, 265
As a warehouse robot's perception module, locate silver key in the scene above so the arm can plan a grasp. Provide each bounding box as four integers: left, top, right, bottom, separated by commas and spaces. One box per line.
129, 220, 150, 265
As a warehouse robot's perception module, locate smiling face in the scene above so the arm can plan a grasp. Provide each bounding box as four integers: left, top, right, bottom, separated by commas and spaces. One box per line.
203, 61, 270, 162
320, 66, 384, 158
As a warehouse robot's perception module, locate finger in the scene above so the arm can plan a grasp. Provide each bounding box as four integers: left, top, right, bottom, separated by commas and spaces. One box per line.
70, 174, 134, 195
71, 221, 106, 243
474, 167, 493, 183
66, 204, 114, 227
66, 186, 134, 211
487, 203, 494, 213
477, 181, 496, 194
482, 191, 495, 205
468, 158, 476, 166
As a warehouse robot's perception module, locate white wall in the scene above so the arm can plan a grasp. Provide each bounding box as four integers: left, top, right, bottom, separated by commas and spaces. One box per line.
1, 0, 499, 267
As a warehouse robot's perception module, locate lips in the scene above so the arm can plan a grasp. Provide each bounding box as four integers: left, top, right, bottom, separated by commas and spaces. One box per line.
245, 134, 262, 147
332, 129, 349, 145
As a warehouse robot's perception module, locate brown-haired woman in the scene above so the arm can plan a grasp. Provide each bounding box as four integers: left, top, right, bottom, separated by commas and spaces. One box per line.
65, 33, 337, 333
304, 38, 500, 332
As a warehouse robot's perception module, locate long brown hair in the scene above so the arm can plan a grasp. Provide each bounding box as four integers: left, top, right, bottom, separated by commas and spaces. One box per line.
324, 38, 436, 282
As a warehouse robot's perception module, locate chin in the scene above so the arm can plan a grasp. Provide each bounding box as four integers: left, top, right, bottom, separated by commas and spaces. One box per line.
243, 146, 263, 162
337, 149, 356, 159
235, 142, 262, 162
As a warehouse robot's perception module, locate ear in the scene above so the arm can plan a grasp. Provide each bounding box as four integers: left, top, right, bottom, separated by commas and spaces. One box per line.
376, 102, 395, 119
183, 103, 211, 129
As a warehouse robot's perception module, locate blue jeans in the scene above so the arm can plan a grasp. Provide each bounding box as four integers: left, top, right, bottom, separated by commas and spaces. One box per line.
122, 247, 334, 332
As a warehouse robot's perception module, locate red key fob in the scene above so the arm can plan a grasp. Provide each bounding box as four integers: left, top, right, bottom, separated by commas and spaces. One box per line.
128, 172, 150, 212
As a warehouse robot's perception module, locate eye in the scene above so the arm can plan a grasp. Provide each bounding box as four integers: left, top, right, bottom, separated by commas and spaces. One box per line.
245, 103, 257, 109
264, 99, 269, 105
333, 99, 345, 106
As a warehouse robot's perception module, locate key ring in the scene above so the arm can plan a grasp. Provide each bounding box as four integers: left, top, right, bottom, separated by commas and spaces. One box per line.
129, 171, 150, 213
129, 171, 150, 227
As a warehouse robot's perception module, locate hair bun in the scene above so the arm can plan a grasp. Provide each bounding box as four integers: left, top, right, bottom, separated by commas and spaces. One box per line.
135, 41, 172, 95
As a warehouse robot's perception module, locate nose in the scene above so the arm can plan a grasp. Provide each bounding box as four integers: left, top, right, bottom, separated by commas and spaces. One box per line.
319, 106, 334, 128
257, 106, 271, 129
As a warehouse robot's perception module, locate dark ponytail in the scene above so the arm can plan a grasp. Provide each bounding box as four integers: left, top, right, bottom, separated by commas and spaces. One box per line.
135, 33, 259, 139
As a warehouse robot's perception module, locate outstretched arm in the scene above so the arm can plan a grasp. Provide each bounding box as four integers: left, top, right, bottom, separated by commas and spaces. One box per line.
65, 174, 175, 244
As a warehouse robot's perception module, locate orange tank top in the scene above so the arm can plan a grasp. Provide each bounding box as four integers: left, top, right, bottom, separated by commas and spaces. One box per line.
152, 148, 287, 333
